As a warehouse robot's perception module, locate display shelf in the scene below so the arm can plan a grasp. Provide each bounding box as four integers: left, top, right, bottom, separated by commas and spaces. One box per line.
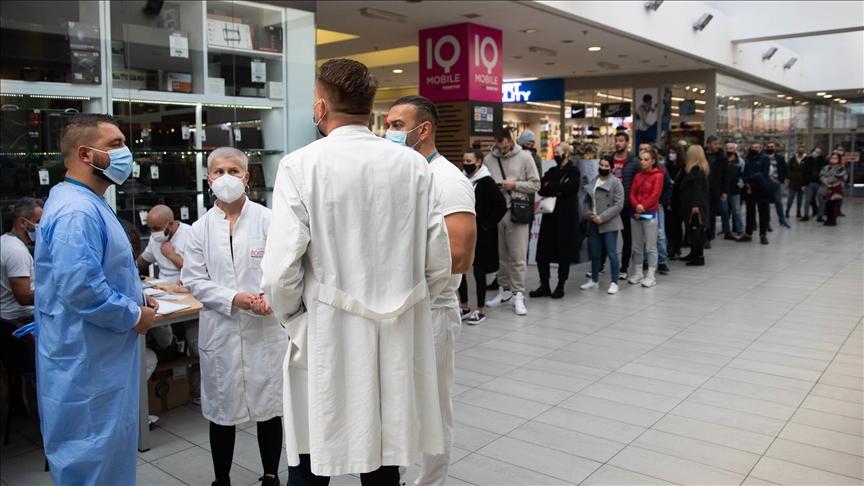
207, 45, 283, 60
112, 92, 281, 109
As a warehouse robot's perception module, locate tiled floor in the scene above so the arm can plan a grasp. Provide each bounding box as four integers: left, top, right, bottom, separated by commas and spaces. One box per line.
3, 202, 862, 486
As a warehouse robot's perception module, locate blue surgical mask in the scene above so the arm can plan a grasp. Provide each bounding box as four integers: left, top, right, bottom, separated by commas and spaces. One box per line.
88, 146, 134, 185
385, 124, 422, 149
25, 219, 38, 242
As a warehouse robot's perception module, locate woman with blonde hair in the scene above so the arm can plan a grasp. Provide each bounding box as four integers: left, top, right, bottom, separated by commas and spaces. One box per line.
679, 145, 711, 266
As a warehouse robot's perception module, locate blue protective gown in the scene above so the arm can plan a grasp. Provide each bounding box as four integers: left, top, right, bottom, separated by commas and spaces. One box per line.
33, 179, 143, 486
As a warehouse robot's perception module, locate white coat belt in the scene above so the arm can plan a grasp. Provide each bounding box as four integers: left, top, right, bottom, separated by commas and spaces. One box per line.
315, 281, 429, 321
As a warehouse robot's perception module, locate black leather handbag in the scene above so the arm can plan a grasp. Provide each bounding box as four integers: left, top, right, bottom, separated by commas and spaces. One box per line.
497, 157, 534, 224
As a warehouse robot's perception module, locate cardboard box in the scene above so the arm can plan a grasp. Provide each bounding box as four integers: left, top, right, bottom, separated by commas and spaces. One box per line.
147, 356, 197, 414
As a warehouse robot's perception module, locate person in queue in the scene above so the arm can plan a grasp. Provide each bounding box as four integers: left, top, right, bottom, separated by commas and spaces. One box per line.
181, 147, 285, 486
608, 132, 641, 280
580, 158, 624, 294
741, 143, 772, 245
530, 142, 581, 299
764, 141, 791, 229
386, 95, 476, 486
484, 127, 540, 316
459, 148, 507, 325
819, 152, 847, 226
679, 146, 711, 266
705, 136, 726, 249
33, 114, 158, 485
260, 59, 452, 485
665, 144, 687, 260
627, 148, 664, 288
1, 197, 42, 326
802, 146, 826, 222
721, 142, 745, 240
786, 144, 808, 221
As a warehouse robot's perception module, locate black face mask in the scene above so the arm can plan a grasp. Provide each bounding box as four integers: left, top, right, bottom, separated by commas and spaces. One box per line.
766, 149, 775, 155
726, 152, 736, 157
598, 168, 610, 177
554, 154, 565, 164
749, 149, 759, 156
463, 164, 477, 175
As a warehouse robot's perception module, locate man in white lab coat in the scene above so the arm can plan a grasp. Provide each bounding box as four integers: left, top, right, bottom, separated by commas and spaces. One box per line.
386, 96, 476, 486
259, 59, 452, 485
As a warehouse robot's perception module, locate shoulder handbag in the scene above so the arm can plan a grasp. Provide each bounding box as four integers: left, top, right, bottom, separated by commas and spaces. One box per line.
497, 157, 534, 224
538, 197, 557, 214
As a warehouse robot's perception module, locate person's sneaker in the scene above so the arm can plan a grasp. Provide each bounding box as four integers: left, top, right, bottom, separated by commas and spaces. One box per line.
460, 308, 472, 321
724, 233, 738, 241
816, 217, 825, 222
580, 280, 599, 290
485, 288, 512, 307
619, 271, 629, 281
800, 216, 809, 222
628, 273, 644, 285
551, 283, 565, 299
466, 311, 487, 326
658, 263, 670, 275
585, 269, 605, 278
760, 235, 769, 245
607, 283, 619, 295
149, 415, 159, 427
529, 284, 552, 298
513, 292, 527, 316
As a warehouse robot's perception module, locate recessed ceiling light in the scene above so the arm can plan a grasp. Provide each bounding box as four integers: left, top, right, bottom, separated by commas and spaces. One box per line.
777, 94, 786, 98
816, 92, 826, 96
639, 59, 651, 63
588, 46, 602, 52
561, 39, 574, 44
785, 96, 793, 100
529, 46, 557, 56
685, 86, 691, 90
823, 94, 833, 98
520, 28, 539, 34
699, 89, 706, 94
391, 68, 403, 74
544, 62, 556, 66
462, 13, 481, 19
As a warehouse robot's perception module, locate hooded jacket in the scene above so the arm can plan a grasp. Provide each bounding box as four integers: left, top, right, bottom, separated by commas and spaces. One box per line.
484, 143, 541, 208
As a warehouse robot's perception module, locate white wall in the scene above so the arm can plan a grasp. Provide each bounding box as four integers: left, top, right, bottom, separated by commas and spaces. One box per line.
535, 0, 863, 93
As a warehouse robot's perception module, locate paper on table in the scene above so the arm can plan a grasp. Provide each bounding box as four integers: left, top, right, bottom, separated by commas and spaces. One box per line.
158, 294, 185, 302
155, 300, 192, 315
144, 288, 167, 297
148, 278, 176, 287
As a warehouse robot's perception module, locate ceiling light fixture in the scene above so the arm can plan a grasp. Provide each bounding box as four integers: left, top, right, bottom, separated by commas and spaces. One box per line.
529, 46, 557, 57
785, 96, 793, 100
520, 28, 539, 34
762, 47, 778, 61
823, 94, 833, 98
777, 94, 786, 98
644, 0, 664, 11
359, 7, 407, 23
699, 89, 706, 94
692, 87, 699, 92
685, 86, 691, 90
587, 46, 602, 52
816, 92, 826, 96
391, 68, 403, 74
783, 57, 798, 69
693, 13, 713, 31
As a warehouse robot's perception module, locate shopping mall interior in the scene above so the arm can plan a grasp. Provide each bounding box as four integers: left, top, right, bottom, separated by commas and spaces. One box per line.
1, 1, 862, 485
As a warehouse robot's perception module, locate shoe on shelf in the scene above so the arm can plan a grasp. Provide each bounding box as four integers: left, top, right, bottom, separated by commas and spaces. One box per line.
460, 308, 472, 321
485, 288, 512, 307
466, 311, 486, 325
607, 283, 619, 295
658, 263, 670, 275
760, 235, 769, 245
800, 216, 809, 222
641, 268, 657, 287
685, 257, 705, 266
513, 292, 527, 316
529, 284, 552, 298
619, 271, 629, 281
551, 282, 566, 299
580, 280, 599, 290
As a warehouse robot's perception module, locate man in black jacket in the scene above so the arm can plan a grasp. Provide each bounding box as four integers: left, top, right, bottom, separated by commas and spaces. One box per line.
741, 143, 771, 244
802, 147, 826, 221
765, 142, 790, 229
720, 142, 744, 239
705, 136, 725, 247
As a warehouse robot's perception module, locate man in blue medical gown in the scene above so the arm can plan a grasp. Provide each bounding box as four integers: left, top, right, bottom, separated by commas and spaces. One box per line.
34, 114, 158, 485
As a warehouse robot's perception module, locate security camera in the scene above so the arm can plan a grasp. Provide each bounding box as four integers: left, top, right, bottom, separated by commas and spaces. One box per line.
644, 0, 664, 11
762, 47, 778, 61
692, 13, 713, 31
783, 57, 798, 69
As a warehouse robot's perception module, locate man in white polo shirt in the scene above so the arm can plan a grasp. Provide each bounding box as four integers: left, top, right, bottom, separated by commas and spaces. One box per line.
1, 197, 42, 325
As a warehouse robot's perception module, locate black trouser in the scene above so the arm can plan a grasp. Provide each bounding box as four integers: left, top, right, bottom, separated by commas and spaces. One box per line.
620, 206, 633, 272
745, 194, 770, 236
287, 454, 400, 486
826, 200, 840, 224
706, 198, 721, 241
458, 265, 487, 308
537, 259, 569, 285
210, 417, 282, 482
667, 207, 684, 257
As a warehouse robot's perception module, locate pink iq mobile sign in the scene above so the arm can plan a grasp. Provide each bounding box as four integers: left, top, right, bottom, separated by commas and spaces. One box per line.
419, 23, 503, 103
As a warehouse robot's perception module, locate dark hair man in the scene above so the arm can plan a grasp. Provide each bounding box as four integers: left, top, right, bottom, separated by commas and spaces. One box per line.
1, 197, 43, 324
607, 132, 641, 280
261, 59, 452, 485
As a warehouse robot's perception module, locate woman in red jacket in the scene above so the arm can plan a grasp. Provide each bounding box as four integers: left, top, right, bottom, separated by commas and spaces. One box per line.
628, 149, 665, 287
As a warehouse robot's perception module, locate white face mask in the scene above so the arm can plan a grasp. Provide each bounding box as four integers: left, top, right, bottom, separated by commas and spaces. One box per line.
149, 230, 169, 244
210, 174, 246, 203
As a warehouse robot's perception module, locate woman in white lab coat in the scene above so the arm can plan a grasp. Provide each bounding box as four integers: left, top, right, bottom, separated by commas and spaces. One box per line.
181, 147, 286, 486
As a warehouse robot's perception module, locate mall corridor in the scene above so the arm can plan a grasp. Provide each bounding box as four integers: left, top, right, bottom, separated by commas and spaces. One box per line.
3, 203, 861, 486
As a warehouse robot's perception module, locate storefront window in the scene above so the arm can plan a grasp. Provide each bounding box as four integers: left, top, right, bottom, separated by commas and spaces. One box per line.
1, 0, 102, 84
563, 89, 631, 157
832, 102, 864, 130
716, 73, 798, 155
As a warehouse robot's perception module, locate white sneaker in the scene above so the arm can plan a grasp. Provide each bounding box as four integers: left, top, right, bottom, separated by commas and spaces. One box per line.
608, 283, 619, 294
513, 292, 527, 315
580, 280, 599, 290
628, 271, 644, 285
641, 268, 657, 288
485, 288, 512, 307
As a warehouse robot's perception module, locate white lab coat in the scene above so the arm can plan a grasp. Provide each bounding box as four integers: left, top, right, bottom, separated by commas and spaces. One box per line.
181, 198, 286, 425
260, 124, 452, 477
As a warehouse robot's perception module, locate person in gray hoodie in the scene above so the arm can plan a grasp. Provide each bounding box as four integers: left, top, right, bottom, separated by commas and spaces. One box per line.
484, 128, 541, 316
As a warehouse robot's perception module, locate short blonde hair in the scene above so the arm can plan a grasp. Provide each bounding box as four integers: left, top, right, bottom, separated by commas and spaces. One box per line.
207, 147, 248, 171
686, 145, 711, 175
557, 142, 573, 156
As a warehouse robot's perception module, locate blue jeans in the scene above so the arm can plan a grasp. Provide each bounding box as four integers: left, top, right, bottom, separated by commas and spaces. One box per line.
785, 187, 804, 216
805, 182, 821, 218
657, 206, 668, 265
772, 186, 789, 226
721, 194, 744, 234
589, 223, 620, 284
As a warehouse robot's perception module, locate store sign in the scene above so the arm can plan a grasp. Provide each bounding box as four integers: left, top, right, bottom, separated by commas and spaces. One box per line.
600, 102, 631, 118
501, 78, 564, 103
567, 103, 586, 119
419, 23, 503, 102
470, 102, 502, 135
